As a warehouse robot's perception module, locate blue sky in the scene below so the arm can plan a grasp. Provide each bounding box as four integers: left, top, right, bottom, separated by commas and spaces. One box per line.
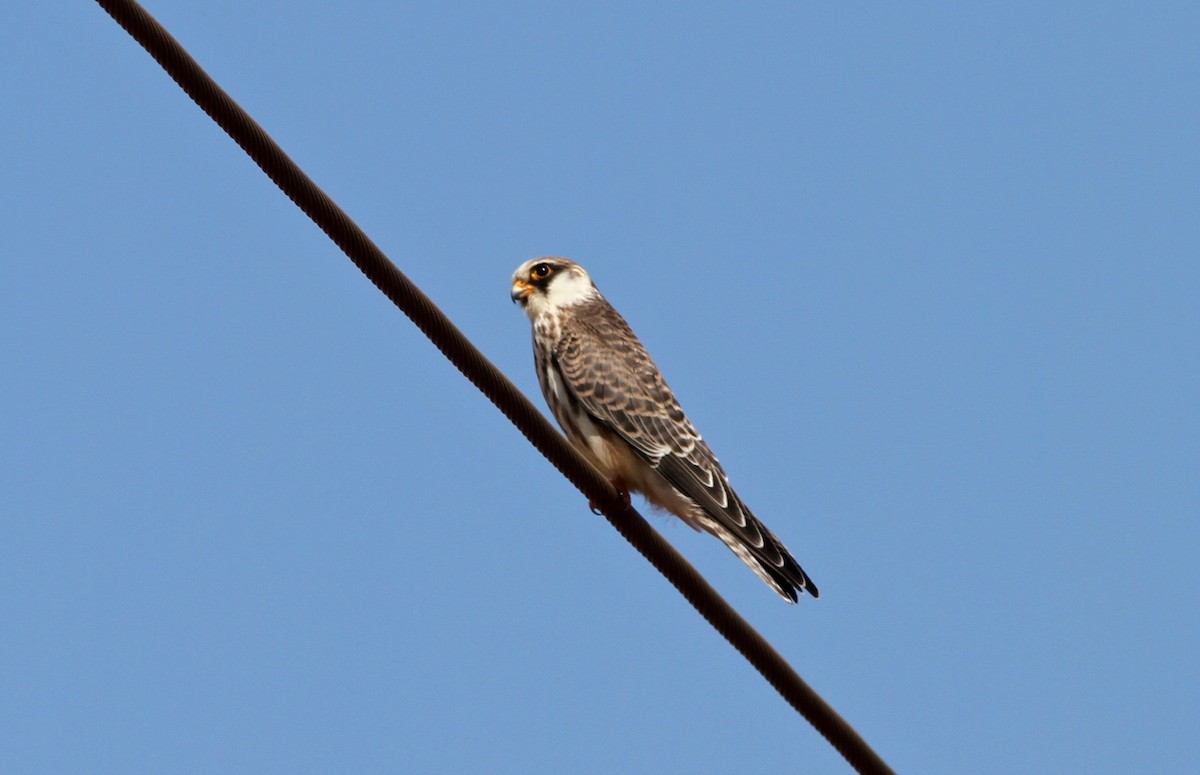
2, 2, 1197, 773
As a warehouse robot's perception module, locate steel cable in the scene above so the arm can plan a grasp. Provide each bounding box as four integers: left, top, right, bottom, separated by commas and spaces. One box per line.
92, 2, 897, 773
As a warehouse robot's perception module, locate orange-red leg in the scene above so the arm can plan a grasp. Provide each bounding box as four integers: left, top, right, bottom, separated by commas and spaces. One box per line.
590, 480, 631, 514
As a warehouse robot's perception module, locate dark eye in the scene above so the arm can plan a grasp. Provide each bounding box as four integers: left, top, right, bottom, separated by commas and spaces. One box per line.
531, 262, 553, 280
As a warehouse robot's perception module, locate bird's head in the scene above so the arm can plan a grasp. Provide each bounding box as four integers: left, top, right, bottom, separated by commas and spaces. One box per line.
511, 257, 598, 318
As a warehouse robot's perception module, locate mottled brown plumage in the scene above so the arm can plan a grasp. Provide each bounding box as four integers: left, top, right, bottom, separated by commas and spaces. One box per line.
512, 257, 817, 602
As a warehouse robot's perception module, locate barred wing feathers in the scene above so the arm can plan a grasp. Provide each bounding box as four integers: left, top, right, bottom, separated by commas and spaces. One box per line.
554, 299, 817, 601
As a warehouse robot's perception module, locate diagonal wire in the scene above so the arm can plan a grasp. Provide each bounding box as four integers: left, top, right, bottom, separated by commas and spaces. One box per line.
91, 2, 897, 773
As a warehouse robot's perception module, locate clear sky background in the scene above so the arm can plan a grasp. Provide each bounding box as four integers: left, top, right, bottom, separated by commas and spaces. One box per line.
2, 3, 1196, 773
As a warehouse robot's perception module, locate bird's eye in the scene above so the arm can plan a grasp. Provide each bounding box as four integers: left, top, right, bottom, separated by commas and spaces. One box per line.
531, 263, 553, 280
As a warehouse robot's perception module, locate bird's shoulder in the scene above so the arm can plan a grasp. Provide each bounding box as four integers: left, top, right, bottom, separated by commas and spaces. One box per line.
554, 298, 672, 403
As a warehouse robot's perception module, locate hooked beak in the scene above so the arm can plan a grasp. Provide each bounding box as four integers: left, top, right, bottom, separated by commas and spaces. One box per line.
510, 280, 533, 305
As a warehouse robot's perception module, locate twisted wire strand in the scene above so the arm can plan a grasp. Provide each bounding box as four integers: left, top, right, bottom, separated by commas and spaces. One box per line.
92, 3, 896, 773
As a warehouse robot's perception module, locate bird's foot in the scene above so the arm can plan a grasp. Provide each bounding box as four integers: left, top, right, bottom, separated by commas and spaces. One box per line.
590, 481, 631, 515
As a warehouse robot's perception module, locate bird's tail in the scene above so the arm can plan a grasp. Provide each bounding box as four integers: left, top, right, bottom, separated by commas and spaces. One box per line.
697, 515, 819, 603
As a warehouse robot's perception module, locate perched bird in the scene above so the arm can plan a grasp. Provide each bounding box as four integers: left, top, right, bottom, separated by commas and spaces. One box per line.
511, 257, 818, 602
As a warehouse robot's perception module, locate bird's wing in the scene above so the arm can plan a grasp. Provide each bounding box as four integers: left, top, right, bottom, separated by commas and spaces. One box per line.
553, 300, 816, 599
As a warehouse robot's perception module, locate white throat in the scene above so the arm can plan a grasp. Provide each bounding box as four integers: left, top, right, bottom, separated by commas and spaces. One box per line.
526, 270, 597, 319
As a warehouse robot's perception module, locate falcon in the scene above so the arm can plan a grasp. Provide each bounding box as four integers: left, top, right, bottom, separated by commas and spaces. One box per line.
511, 257, 818, 602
